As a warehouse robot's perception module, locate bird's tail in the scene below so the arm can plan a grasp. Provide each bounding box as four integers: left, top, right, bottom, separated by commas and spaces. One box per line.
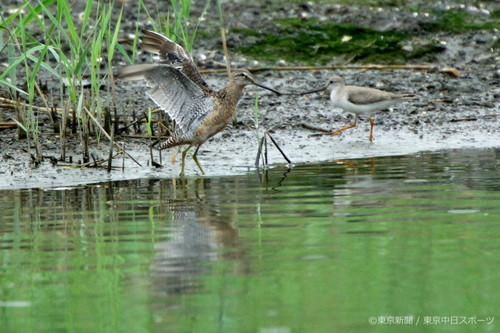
157, 135, 185, 151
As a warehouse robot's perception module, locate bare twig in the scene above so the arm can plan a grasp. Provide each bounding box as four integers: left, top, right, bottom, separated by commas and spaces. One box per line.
83, 107, 142, 167
199, 64, 435, 75
107, 125, 114, 172
255, 136, 265, 168
0, 96, 72, 115
255, 130, 292, 168
301, 123, 331, 133
0, 122, 17, 129
266, 131, 291, 164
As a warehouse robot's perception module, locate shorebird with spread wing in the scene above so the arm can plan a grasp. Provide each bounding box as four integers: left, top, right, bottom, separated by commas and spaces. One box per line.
118, 30, 281, 176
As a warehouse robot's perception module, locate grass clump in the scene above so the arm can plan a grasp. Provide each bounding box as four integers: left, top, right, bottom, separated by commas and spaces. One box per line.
0, 0, 127, 164
146, 0, 211, 53
0, 0, 216, 169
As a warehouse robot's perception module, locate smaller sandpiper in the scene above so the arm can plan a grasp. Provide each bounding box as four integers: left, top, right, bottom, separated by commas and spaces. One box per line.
317, 76, 413, 142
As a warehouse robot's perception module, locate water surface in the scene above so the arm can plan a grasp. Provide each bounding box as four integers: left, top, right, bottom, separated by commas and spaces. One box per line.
1, 148, 499, 332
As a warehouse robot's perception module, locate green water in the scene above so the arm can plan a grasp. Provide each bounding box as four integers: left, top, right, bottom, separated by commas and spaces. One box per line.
1, 149, 499, 333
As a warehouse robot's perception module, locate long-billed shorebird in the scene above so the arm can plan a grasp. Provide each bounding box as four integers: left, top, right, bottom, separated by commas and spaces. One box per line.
308, 75, 413, 142
117, 30, 281, 176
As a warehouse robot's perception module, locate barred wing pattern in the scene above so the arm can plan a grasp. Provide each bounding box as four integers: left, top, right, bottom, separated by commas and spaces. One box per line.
140, 30, 212, 94
118, 64, 214, 136
140, 30, 190, 64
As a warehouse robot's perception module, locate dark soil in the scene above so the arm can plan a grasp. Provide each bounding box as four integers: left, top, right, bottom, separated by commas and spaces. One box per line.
1, 0, 499, 189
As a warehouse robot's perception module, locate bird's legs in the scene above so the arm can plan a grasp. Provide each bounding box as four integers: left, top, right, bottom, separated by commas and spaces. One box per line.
192, 145, 205, 175
331, 117, 358, 136
368, 118, 375, 142
179, 145, 205, 177
180, 146, 191, 177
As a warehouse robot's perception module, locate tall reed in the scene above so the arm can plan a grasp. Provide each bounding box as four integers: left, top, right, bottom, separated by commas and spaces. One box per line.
0, 0, 213, 167
0, 0, 125, 163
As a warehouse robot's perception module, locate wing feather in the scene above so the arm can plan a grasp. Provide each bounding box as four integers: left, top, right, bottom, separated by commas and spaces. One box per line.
346, 86, 405, 105
140, 30, 213, 93
118, 64, 214, 135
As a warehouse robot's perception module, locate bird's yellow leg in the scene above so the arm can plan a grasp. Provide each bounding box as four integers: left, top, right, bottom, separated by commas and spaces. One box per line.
368, 118, 375, 142
171, 148, 178, 165
180, 146, 192, 177
192, 145, 205, 175
331, 117, 358, 136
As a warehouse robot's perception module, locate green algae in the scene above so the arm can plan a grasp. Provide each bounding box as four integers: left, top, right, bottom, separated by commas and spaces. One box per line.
232, 18, 442, 64
422, 10, 500, 33
231, 6, 499, 65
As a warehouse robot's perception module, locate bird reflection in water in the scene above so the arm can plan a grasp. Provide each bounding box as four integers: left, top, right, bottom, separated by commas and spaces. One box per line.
150, 178, 246, 297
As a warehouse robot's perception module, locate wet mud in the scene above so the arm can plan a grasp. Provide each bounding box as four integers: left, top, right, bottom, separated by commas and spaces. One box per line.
1, 1, 499, 189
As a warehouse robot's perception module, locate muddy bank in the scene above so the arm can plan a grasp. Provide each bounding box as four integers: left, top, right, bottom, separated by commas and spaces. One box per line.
1, 1, 499, 190
2, 65, 499, 190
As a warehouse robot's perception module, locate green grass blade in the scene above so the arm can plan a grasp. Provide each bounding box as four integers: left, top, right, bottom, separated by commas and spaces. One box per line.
115, 43, 133, 64
5, 0, 56, 35
107, 6, 123, 63
60, 0, 78, 47
0, 44, 62, 81
146, 108, 153, 137
79, 0, 94, 38
11, 118, 28, 133
0, 79, 27, 95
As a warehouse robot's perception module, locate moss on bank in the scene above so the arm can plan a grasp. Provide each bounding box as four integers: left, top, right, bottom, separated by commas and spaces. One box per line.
232, 18, 443, 64
230, 8, 499, 64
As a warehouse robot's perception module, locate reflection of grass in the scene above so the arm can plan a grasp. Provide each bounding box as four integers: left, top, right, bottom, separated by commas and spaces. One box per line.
233, 18, 442, 64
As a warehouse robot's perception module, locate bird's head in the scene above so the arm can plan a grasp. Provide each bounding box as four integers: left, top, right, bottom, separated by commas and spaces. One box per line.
231, 69, 281, 95
325, 76, 345, 90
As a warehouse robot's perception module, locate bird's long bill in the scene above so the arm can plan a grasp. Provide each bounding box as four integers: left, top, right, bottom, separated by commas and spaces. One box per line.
253, 82, 282, 95
293, 86, 328, 95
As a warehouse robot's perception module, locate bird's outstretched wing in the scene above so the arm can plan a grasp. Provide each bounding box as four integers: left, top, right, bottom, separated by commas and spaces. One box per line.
140, 30, 213, 93
117, 64, 214, 135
